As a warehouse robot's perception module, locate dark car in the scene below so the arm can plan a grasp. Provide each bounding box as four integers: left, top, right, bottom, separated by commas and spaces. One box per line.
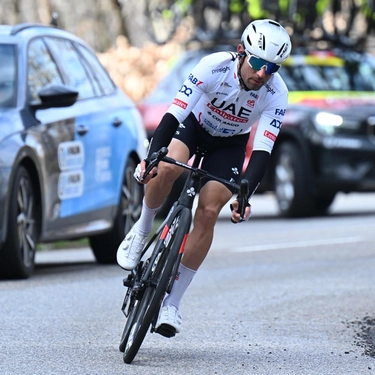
0, 23, 147, 279
138, 45, 375, 217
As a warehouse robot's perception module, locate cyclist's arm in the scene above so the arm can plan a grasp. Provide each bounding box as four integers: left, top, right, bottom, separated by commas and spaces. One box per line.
231, 94, 286, 220
147, 113, 180, 157
147, 53, 219, 157
242, 150, 270, 199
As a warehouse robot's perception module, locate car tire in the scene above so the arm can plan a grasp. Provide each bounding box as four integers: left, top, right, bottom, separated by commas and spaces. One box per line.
313, 191, 336, 213
273, 142, 314, 218
0, 166, 38, 279
89, 158, 144, 264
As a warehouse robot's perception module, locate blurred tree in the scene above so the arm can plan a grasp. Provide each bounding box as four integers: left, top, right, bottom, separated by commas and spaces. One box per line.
0, 0, 151, 51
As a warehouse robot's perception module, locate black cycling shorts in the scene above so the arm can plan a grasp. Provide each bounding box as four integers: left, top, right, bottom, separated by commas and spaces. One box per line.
173, 113, 249, 192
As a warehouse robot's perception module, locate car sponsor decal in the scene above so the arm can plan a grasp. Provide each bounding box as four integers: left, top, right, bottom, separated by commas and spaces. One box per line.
58, 141, 84, 171
284, 55, 344, 67
288, 91, 375, 108
57, 141, 85, 199
58, 170, 84, 199
95, 146, 112, 183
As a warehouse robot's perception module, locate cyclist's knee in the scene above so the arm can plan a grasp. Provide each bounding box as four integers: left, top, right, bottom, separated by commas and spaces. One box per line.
195, 204, 220, 227
157, 162, 181, 185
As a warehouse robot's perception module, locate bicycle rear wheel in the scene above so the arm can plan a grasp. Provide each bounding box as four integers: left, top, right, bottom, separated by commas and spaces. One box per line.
122, 208, 191, 364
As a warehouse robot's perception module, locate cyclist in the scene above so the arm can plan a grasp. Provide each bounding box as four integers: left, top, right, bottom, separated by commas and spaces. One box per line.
117, 19, 292, 337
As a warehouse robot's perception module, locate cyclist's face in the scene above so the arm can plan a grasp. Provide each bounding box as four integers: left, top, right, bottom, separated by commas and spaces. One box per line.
237, 45, 272, 91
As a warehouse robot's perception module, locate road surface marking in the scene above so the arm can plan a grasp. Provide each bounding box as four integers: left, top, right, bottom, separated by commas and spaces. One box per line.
233, 237, 364, 252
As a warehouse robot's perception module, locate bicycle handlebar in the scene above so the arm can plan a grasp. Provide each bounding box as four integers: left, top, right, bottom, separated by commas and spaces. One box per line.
144, 147, 250, 221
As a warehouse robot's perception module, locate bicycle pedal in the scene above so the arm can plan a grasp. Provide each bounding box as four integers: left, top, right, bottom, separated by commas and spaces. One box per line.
155, 324, 176, 338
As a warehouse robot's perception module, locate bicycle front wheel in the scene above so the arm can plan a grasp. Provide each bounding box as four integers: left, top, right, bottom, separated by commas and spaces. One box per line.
123, 208, 191, 364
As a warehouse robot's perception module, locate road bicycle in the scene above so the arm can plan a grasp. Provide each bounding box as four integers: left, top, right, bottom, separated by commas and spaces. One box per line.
118, 146, 249, 364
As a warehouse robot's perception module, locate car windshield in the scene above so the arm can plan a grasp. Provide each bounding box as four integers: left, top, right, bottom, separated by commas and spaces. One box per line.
280, 54, 375, 91
0, 44, 16, 108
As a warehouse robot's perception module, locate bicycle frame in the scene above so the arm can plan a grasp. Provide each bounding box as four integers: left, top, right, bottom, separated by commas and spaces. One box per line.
119, 146, 249, 363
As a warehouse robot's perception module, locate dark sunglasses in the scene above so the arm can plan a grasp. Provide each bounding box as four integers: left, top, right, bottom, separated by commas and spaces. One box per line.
244, 50, 281, 75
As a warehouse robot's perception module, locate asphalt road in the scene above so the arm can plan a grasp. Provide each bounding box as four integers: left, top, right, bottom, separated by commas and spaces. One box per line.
1, 193, 375, 375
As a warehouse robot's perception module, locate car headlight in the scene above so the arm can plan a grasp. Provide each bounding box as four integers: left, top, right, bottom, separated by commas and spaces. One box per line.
313, 112, 343, 135
313, 111, 359, 135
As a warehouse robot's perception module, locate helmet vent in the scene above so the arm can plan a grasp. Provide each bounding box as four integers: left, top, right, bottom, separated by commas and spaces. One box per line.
277, 43, 286, 56
262, 34, 265, 50
268, 20, 281, 27
247, 35, 252, 46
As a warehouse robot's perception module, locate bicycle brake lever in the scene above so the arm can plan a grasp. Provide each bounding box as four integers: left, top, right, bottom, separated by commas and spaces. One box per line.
141, 147, 169, 182
238, 179, 249, 221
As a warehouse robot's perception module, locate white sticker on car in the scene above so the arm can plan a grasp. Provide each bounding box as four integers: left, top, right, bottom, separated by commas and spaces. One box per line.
58, 170, 84, 200
58, 141, 85, 171
95, 146, 112, 182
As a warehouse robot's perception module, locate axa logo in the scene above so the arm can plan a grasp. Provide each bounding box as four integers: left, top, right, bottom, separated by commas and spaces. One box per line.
270, 119, 282, 129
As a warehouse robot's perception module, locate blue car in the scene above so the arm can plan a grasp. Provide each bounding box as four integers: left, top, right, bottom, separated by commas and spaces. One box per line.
0, 23, 147, 279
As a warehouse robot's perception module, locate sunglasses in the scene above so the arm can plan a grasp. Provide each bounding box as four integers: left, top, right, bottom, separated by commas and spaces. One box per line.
244, 50, 280, 75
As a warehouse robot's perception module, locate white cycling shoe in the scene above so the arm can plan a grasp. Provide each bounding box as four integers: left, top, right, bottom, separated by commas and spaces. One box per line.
156, 305, 182, 338
116, 227, 148, 270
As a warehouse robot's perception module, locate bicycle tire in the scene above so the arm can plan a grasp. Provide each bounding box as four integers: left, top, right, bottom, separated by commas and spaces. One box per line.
123, 208, 191, 364
119, 294, 141, 353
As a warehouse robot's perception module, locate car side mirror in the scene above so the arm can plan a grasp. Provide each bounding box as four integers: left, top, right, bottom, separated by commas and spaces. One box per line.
29, 84, 78, 113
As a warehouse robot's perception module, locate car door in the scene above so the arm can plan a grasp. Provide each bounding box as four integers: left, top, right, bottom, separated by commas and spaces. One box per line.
43, 37, 130, 224
25, 37, 79, 236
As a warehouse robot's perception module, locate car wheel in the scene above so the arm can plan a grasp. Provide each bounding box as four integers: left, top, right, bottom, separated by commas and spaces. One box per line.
313, 191, 336, 213
273, 142, 314, 217
0, 166, 38, 279
89, 158, 144, 264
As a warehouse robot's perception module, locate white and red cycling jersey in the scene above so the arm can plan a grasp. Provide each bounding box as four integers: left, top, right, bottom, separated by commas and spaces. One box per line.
166, 51, 288, 154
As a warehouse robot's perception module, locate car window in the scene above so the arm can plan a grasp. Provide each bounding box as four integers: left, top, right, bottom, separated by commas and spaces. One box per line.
0, 44, 16, 108
28, 38, 63, 103
280, 55, 375, 91
45, 37, 95, 99
76, 44, 116, 96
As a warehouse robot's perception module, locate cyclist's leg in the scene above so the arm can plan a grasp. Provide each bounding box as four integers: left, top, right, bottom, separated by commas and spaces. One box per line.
181, 180, 233, 269
117, 115, 196, 269
181, 135, 248, 271
143, 138, 189, 209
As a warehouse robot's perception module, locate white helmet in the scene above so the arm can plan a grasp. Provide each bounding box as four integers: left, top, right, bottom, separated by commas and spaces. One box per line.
241, 19, 292, 64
